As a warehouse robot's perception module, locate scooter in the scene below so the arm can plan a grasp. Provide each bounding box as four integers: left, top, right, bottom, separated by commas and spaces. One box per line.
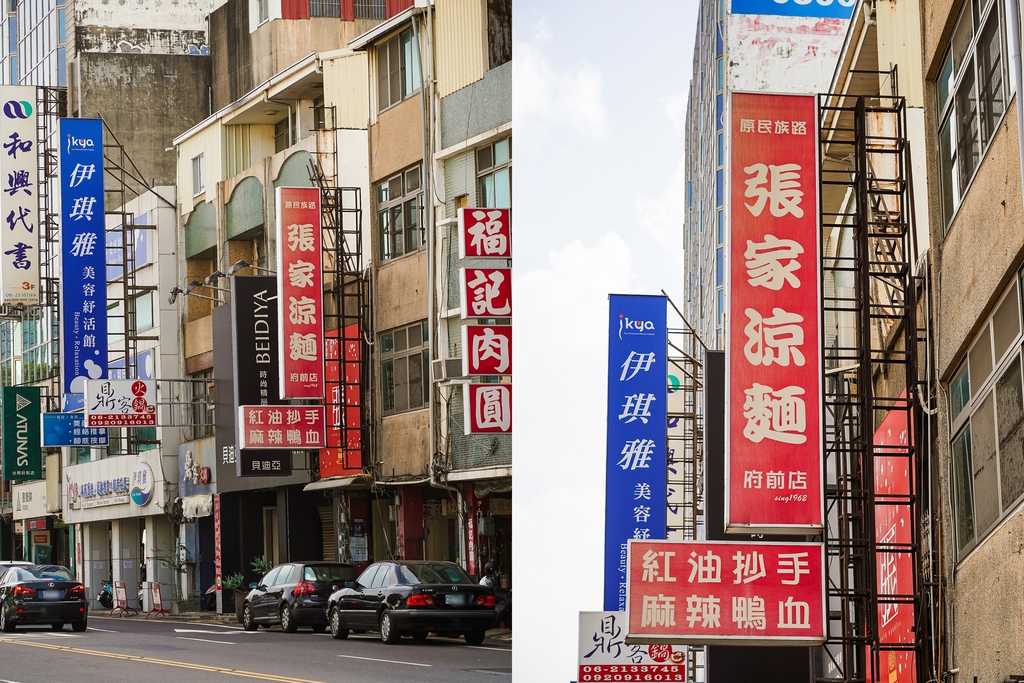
97, 580, 113, 609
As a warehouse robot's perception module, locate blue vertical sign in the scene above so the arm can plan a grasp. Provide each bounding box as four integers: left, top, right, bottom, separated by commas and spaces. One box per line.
59, 118, 107, 412
603, 294, 667, 611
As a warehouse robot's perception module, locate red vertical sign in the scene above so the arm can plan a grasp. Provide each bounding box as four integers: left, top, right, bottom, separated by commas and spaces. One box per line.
319, 324, 363, 478
726, 92, 823, 534
871, 392, 916, 682
276, 187, 324, 399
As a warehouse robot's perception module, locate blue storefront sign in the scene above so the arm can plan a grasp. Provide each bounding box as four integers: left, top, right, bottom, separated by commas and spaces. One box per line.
603, 294, 667, 612
731, 0, 856, 19
41, 412, 108, 447
59, 119, 107, 412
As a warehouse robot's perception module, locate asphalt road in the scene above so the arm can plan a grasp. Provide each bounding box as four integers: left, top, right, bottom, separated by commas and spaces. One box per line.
0, 614, 512, 683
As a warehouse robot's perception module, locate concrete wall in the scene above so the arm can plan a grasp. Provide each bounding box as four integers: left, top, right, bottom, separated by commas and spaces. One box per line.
77, 52, 211, 187
379, 410, 430, 478
439, 61, 510, 151
375, 251, 428, 332
369, 96, 423, 181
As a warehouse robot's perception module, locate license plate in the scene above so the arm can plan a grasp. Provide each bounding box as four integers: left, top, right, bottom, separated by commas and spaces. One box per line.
40, 590, 64, 600
444, 594, 468, 606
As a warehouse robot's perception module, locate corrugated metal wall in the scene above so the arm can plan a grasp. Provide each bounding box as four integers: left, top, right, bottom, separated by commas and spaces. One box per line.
323, 52, 370, 129
435, 0, 485, 98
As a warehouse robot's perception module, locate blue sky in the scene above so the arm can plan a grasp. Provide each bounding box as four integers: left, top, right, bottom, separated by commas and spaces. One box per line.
513, 1, 700, 677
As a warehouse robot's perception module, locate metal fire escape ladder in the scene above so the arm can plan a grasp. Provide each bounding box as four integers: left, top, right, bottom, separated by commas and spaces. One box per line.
308, 159, 369, 483
817, 79, 929, 683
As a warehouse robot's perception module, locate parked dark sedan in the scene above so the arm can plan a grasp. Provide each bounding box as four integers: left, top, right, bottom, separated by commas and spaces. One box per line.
0, 564, 88, 632
239, 561, 356, 633
326, 560, 498, 645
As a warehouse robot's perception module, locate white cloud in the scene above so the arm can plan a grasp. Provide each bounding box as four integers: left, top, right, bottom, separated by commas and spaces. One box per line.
513, 22, 610, 139
631, 158, 687, 268
514, 233, 637, 675
663, 92, 688, 133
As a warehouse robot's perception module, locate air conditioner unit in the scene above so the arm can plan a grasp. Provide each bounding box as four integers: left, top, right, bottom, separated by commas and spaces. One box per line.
431, 358, 464, 382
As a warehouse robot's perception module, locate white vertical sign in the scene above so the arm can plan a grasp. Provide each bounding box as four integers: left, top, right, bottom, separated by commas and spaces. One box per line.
0, 86, 39, 304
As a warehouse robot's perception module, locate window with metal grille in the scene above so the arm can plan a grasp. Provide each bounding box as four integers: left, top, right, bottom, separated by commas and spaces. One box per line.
355, 0, 385, 19
310, 0, 340, 18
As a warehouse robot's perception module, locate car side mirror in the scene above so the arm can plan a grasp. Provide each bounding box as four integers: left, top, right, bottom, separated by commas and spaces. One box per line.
344, 581, 356, 589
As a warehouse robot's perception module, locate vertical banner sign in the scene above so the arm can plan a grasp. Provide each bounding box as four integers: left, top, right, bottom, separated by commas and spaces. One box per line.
462, 324, 512, 375
604, 294, 668, 612
726, 92, 823, 534
231, 275, 290, 476
626, 539, 827, 645
276, 187, 324, 399
319, 324, 363, 478
458, 207, 511, 258
871, 392, 916, 683
2, 386, 41, 480
59, 118, 108, 412
0, 86, 39, 304
462, 383, 512, 433
214, 493, 223, 613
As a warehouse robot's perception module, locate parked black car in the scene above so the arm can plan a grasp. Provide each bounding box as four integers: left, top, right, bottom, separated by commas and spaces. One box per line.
0, 564, 88, 632
326, 560, 498, 645
239, 561, 356, 633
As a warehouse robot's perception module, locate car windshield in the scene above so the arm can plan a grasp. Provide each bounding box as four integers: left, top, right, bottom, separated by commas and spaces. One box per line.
25, 565, 75, 581
304, 565, 356, 582
396, 563, 474, 585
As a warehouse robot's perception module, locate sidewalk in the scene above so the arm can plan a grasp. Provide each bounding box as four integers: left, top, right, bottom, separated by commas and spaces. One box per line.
90, 606, 512, 644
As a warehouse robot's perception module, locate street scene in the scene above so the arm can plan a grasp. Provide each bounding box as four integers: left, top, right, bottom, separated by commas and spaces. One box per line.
0, 0, 513, 681
0, 612, 511, 683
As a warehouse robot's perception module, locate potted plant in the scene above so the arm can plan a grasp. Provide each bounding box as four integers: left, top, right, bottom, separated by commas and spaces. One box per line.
221, 572, 245, 619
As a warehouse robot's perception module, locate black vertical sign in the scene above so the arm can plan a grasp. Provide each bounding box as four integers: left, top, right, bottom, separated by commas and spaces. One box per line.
230, 276, 291, 477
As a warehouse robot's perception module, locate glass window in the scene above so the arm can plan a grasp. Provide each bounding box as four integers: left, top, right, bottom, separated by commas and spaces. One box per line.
191, 154, 204, 196
997, 357, 1024, 508
261, 566, 282, 587
380, 321, 428, 416
477, 136, 511, 209
936, 0, 1006, 228
377, 28, 420, 112
356, 564, 381, 587
370, 565, 391, 588
377, 164, 423, 262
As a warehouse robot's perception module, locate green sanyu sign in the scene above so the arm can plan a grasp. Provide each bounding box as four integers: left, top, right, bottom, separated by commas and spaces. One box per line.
2, 386, 41, 480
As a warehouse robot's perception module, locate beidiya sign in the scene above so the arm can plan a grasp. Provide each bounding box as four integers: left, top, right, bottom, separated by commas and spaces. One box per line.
604, 294, 667, 612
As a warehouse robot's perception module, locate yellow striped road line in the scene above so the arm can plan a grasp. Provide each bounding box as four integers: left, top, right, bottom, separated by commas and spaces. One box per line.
0, 638, 328, 683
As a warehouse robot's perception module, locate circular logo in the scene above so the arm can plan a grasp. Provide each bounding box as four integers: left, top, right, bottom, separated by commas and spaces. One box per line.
3, 100, 32, 119
131, 396, 148, 413
130, 463, 154, 506
131, 381, 148, 397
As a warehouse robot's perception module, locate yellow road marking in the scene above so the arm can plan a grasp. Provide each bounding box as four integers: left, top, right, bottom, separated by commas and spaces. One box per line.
0, 638, 329, 683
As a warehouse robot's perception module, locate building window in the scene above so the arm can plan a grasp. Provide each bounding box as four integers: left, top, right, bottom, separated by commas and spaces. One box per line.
191, 153, 204, 196
486, 0, 511, 69
950, 276, 1024, 558
355, 0, 385, 19
309, 0, 340, 18
257, 0, 268, 23
936, 0, 1006, 229
133, 291, 154, 334
477, 136, 511, 208
377, 164, 423, 261
377, 27, 420, 112
380, 321, 429, 415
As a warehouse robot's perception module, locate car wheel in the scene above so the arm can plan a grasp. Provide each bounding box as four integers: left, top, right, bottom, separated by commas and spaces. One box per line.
241, 603, 258, 632
0, 605, 13, 633
51, 623, 65, 631
329, 606, 349, 640
411, 632, 428, 641
464, 630, 486, 646
281, 603, 298, 633
379, 610, 401, 644
71, 620, 87, 633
